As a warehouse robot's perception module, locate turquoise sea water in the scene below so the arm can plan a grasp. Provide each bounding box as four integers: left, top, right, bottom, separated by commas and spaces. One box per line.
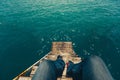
0, 0, 120, 80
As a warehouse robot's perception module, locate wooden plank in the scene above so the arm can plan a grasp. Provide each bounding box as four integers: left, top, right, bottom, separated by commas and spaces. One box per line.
18, 77, 31, 80
30, 66, 38, 77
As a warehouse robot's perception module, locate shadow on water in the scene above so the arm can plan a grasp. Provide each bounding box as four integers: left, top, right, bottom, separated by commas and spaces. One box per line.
0, 27, 50, 80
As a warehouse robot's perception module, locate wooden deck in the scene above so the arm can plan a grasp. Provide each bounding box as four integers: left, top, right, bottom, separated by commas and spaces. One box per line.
13, 42, 81, 80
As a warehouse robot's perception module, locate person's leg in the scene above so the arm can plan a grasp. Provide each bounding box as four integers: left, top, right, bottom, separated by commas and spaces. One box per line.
66, 61, 82, 80
82, 55, 114, 80
32, 60, 57, 80
54, 58, 65, 77
72, 63, 82, 80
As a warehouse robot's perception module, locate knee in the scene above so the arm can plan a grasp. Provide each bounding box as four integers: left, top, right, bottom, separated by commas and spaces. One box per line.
32, 60, 57, 80
85, 55, 103, 64
82, 55, 105, 71
38, 60, 53, 69
82, 56, 114, 80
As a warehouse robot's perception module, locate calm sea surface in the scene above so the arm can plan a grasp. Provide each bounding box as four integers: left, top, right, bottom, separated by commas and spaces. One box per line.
0, 0, 120, 80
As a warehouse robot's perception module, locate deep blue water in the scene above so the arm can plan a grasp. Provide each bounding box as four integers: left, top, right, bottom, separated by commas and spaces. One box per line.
0, 0, 120, 80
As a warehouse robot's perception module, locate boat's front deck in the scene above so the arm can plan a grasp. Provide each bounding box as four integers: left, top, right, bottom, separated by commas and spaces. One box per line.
13, 42, 81, 80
